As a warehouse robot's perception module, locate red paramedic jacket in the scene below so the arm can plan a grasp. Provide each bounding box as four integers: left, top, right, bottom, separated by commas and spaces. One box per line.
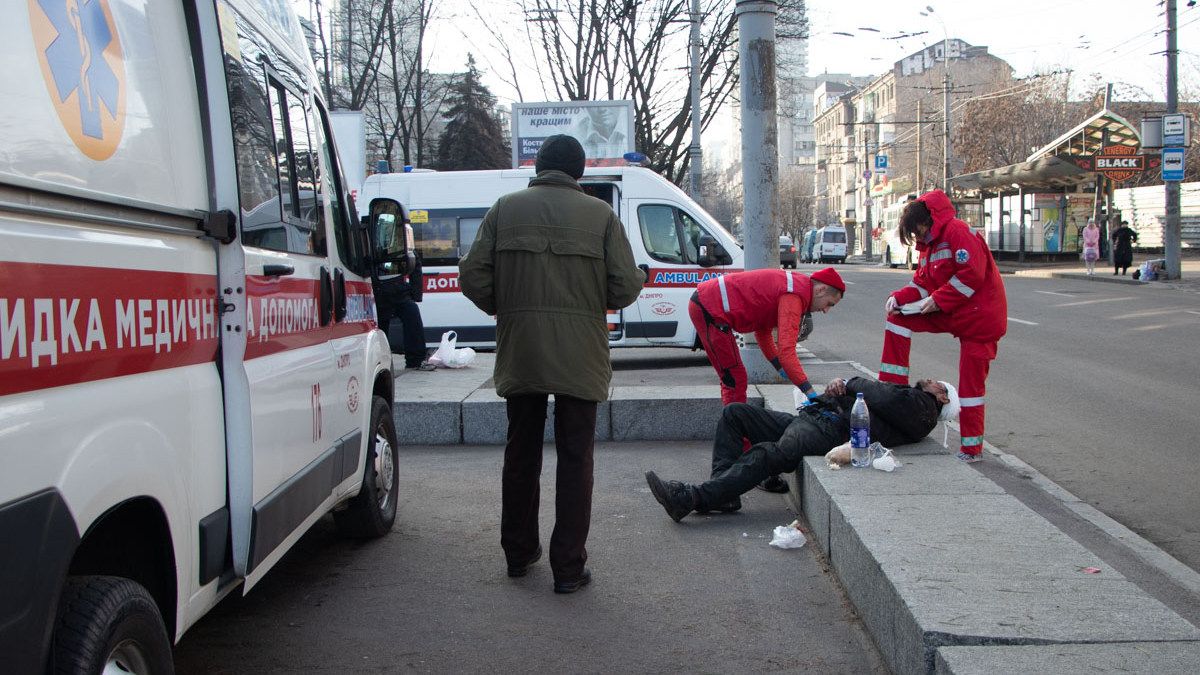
889, 190, 1008, 342
696, 268, 815, 393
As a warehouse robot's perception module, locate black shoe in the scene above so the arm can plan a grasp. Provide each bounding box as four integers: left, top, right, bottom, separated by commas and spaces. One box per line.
756, 475, 789, 494
696, 496, 742, 514
645, 471, 695, 523
506, 545, 543, 578
553, 569, 592, 594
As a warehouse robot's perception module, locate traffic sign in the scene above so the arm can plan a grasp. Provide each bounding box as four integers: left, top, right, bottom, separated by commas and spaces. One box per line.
863, 170, 872, 180
1162, 147, 1185, 182
874, 154, 889, 173
1163, 114, 1187, 146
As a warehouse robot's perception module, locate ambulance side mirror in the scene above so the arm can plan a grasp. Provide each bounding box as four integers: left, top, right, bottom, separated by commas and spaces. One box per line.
367, 198, 415, 275
697, 234, 732, 267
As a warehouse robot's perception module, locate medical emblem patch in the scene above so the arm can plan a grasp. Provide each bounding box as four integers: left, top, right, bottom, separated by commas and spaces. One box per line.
955, 249, 970, 264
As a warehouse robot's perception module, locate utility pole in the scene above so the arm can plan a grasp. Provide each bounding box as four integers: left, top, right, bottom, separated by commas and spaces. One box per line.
1165, 0, 1182, 279
688, 0, 703, 200
916, 99, 923, 193
736, 0, 779, 383
863, 131, 873, 258
942, 53, 951, 191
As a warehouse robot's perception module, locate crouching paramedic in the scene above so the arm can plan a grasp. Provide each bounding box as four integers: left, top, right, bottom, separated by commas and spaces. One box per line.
645, 377, 956, 522
689, 267, 845, 406
879, 190, 1007, 462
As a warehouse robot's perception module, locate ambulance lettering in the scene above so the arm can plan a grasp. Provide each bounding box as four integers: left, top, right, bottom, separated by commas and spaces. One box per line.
646, 269, 735, 288
0, 262, 219, 396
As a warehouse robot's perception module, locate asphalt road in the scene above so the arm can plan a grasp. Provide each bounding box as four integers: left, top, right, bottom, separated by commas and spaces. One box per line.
174, 444, 886, 673
793, 263, 1200, 573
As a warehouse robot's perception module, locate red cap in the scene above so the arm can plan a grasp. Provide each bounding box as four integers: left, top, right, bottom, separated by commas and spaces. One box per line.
810, 267, 845, 293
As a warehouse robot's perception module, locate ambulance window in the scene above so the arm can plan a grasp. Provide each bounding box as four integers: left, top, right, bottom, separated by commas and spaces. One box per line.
678, 211, 706, 264
260, 74, 325, 256
413, 214, 457, 265
459, 217, 484, 257
313, 102, 368, 275
638, 204, 685, 264
266, 81, 294, 220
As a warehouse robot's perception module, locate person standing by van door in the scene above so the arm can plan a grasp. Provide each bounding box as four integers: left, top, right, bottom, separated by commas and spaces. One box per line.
459, 135, 644, 594
689, 267, 845, 407
375, 246, 433, 370
879, 190, 1008, 463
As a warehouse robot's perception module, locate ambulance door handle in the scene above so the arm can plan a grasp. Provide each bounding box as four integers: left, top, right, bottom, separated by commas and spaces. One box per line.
318, 267, 334, 327
263, 264, 294, 276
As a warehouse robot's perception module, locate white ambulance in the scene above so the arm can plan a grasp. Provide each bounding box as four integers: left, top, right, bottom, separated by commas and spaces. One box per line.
0, 1, 410, 671
357, 167, 745, 349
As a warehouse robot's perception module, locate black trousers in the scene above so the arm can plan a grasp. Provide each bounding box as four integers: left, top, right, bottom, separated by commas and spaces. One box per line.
501, 394, 597, 582
379, 299, 426, 367
695, 403, 848, 509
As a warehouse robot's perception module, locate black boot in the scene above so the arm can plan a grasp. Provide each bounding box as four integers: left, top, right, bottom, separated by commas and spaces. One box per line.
645, 471, 697, 522
696, 496, 742, 514
756, 475, 789, 493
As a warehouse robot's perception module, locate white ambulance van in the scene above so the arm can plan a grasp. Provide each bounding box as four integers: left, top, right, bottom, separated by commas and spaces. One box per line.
0, 1, 410, 671
357, 167, 745, 349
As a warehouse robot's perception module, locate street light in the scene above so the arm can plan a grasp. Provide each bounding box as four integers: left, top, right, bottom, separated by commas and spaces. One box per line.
919, 6, 951, 191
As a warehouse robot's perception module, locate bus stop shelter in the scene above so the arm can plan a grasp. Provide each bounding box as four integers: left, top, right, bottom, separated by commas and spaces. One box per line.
949, 108, 1154, 260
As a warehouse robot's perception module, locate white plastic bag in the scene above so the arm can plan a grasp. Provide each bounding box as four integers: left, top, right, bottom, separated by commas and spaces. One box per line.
871, 443, 899, 472
427, 331, 477, 369
769, 520, 807, 549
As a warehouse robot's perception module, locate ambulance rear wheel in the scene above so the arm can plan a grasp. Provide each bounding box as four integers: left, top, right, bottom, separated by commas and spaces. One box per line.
335, 396, 399, 538
52, 576, 174, 675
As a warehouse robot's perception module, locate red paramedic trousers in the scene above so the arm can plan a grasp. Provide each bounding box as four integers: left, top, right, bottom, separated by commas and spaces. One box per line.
689, 299, 747, 405
878, 313, 997, 456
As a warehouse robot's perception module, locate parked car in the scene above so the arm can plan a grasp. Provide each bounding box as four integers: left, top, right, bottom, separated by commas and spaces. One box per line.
779, 235, 797, 268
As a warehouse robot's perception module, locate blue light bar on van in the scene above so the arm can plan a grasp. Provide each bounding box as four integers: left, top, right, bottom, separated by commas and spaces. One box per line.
376, 160, 391, 174
403, 165, 414, 173
623, 152, 647, 165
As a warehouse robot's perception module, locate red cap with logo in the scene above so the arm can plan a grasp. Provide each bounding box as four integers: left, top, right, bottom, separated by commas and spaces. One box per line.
810, 267, 845, 293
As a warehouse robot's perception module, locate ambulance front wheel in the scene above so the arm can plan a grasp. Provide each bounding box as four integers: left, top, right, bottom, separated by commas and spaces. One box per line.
52, 576, 174, 675
335, 396, 399, 538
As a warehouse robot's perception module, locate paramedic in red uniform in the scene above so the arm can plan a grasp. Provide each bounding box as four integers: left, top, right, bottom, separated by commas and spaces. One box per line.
689, 267, 845, 406
878, 190, 1007, 462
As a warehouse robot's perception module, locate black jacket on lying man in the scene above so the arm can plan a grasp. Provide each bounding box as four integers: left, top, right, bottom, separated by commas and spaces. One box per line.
645, 377, 949, 522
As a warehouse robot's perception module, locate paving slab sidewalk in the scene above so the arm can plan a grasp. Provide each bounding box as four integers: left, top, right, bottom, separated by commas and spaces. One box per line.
391, 350, 1200, 674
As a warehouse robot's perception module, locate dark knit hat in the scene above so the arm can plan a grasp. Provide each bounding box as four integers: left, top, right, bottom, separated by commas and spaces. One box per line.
535, 134, 586, 179
811, 267, 845, 293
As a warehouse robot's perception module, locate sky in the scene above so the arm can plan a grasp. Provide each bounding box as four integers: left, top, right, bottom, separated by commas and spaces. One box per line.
420, 0, 1200, 106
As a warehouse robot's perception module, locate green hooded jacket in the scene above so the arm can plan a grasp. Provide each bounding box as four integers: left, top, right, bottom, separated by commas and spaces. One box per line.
459, 170, 644, 402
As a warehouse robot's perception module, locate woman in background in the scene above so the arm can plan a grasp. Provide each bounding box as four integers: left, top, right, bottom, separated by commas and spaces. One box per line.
1111, 219, 1139, 276
1081, 219, 1101, 277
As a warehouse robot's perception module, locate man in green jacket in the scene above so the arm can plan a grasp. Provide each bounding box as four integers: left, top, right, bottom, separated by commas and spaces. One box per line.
459, 135, 644, 594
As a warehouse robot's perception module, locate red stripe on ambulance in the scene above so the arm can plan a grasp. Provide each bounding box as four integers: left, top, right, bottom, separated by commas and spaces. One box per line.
424, 272, 460, 293
0, 262, 219, 396
243, 277, 376, 360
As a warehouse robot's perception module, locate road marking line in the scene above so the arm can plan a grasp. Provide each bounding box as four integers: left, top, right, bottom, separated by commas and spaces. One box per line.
1056, 297, 1133, 307
1035, 290, 1075, 298
1187, 310, 1200, 316
1007, 317, 1039, 326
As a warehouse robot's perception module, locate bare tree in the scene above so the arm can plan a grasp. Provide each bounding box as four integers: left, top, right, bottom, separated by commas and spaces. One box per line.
510, 0, 808, 185
777, 168, 815, 241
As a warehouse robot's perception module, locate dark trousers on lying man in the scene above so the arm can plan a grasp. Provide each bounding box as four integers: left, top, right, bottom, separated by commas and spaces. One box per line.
697, 402, 848, 510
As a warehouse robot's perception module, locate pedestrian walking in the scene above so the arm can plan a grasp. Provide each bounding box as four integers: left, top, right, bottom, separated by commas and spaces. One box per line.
459, 135, 644, 594
878, 190, 1008, 463
1111, 219, 1138, 276
689, 267, 844, 407
1081, 219, 1101, 277
374, 228, 433, 370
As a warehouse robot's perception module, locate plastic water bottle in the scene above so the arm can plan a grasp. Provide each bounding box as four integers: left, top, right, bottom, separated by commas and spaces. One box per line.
850, 393, 871, 468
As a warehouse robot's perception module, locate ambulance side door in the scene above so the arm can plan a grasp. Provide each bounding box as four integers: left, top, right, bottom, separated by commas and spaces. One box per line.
219, 9, 344, 581
628, 200, 731, 345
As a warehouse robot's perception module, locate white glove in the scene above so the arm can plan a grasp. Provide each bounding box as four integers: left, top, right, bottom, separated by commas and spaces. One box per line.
884, 296, 898, 313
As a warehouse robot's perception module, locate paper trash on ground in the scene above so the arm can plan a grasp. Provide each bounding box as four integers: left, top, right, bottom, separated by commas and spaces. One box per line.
770, 520, 807, 549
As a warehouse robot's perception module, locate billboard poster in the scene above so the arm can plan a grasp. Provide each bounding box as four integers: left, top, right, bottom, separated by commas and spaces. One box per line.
511, 101, 636, 168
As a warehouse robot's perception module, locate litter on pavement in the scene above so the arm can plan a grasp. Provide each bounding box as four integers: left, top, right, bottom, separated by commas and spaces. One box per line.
770, 520, 808, 549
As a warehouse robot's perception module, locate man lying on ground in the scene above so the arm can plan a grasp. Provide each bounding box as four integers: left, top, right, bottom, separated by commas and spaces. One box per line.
645, 376, 958, 522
